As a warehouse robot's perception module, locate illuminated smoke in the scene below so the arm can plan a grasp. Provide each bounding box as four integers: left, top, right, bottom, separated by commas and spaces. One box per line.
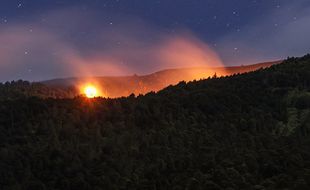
0, 9, 224, 82
0, 8, 229, 97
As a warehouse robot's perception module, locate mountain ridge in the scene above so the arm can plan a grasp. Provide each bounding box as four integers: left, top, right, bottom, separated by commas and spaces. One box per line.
42, 60, 281, 98
42, 61, 281, 85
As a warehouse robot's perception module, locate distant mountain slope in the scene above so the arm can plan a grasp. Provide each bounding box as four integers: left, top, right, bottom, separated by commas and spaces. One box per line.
42, 61, 281, 98
0, 61, 280, 100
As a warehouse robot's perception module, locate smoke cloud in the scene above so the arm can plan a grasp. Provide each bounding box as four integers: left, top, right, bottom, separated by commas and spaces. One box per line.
0, 8, 223, 82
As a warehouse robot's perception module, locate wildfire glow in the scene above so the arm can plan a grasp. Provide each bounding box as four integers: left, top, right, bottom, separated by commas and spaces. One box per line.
83, 85, 98, 98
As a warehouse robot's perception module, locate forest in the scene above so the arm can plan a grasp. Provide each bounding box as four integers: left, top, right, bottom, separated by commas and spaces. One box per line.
0, 55, 310, 190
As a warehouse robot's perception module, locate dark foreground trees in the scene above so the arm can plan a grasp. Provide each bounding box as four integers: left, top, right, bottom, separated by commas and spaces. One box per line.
0, 55, 310, 189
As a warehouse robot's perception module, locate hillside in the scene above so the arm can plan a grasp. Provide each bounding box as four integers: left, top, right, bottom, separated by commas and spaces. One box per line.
0, 61, 279, 100
0, 56, 310, 189
42, 61, 280, 98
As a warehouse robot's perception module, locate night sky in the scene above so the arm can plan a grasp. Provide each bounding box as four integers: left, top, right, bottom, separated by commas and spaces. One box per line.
0, 0, 309, 81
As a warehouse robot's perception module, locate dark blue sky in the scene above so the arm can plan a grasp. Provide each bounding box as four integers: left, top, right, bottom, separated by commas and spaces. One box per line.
0, 0, 284, 40
0, 0, 309, 81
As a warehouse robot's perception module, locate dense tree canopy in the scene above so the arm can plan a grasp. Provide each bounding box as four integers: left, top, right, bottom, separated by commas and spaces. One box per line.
0, 55, 310, 190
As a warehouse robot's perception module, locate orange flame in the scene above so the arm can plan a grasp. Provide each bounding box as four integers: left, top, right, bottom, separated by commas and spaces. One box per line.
80, 83, 105, 98
84, 85, 98, 98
